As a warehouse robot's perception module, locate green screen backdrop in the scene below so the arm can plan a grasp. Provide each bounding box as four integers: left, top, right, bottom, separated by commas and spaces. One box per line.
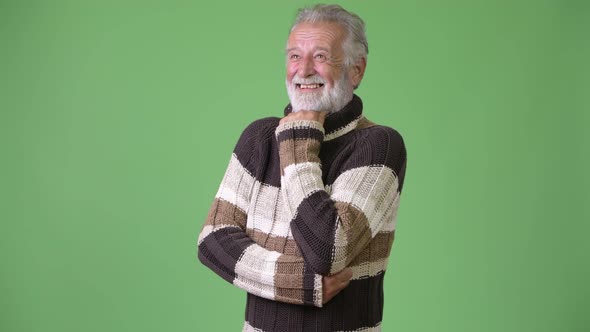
2, 0, 589, 331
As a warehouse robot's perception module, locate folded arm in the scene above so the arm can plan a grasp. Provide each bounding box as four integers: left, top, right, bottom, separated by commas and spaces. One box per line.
197, 120, 324, 307
276, 119, 407, 276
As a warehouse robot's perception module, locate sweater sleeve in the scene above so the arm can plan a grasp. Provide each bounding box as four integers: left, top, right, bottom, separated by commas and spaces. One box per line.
197, 120, 323, 307
276, 120, 407, 276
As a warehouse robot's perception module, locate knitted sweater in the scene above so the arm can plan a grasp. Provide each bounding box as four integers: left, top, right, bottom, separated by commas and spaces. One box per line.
197, 95, 407, 332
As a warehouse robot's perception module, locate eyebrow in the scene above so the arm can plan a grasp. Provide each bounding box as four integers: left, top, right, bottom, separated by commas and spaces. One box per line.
285, 47, 331, 53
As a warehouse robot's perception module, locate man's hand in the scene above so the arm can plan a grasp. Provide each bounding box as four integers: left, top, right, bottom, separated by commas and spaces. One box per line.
322, 267, 353, 304
279, 110, 327, 126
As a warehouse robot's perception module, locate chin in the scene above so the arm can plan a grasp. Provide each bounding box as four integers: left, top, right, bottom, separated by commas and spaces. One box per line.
286, 79, 352, 113
291, 100, 330, 113
288, 92, 329, 112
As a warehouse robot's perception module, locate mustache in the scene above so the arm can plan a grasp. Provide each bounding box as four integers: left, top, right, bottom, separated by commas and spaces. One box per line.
290, 75, 326, 85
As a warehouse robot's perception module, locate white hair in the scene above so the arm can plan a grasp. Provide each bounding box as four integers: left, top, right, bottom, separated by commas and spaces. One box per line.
289, 4, 368, 67
286, 71, 353, 113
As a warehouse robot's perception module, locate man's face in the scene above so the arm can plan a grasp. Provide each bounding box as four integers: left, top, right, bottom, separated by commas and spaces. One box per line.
285, 22, 356, 113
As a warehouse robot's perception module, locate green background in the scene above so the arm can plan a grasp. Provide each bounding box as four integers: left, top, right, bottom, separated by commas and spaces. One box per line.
2, 0, 588, 331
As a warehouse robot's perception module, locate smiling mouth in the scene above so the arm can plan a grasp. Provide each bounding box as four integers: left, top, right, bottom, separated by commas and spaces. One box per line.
296, 83, 324, 90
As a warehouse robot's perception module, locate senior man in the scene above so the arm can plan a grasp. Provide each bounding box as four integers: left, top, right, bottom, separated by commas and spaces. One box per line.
197, 4, 407, 331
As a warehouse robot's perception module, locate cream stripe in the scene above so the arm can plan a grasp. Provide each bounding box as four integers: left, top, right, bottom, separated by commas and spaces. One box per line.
275, 119, 325, 136
350, 258, 389, 280
234, 244, 281, 300
281, 161, 324, 220
215, 154, 320, 239
242, 322, 265, 332
336, 323, 382, 332
330, 220, 349, 274
330, 166, 400, 236
216, 165, 296, 239
380, 193, 400, 233
215, 154, 257, 213
234, 277, 277, 304
247, 183, 292, 238
324, 115, 363, 141
313, 274, 323, 307
198, 225, 214, 245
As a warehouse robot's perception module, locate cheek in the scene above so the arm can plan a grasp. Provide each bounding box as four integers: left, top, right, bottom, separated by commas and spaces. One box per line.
320, 74, 335, 86
316, 65, 336, 85
286, 64, 298, 80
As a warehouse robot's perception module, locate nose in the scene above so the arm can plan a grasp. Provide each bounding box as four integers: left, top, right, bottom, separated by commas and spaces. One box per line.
298, 55, 316, 77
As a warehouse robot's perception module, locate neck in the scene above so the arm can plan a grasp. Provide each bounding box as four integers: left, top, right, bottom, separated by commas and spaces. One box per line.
284, 94, 364, 141
328, 94, 354, 114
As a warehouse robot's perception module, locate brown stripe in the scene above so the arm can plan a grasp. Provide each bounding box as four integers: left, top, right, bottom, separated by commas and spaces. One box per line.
349, 231, 395, 266
247, 228, 302, 256
278, 138, 322, 172
333, 201, 373, 268
204, 198, 247, 229
355, 116, 377, 130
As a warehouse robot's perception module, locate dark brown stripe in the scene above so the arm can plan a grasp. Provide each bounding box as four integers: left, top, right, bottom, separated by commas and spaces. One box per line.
276, 127, 324, 144
198, 227, 256, 285
290, 190, 338, 275
325, 126, 406, 185
233, 117, 279, 179
246, 272, 385, 331
291, 193, 387, 275
322, 95, 363, 135
302, 262, 317, 305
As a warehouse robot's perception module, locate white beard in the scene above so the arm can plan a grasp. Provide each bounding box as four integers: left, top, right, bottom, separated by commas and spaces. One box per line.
286, 72, 353, 113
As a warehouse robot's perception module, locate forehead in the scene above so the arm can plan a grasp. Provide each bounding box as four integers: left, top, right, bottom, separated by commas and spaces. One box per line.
287, 22, 346, 51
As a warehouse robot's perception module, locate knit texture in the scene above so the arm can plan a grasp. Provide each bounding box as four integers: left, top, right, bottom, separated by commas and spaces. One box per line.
197, 95, 407, 332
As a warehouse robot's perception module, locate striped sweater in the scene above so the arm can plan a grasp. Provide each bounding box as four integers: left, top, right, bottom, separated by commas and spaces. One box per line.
197, 95, 407, 332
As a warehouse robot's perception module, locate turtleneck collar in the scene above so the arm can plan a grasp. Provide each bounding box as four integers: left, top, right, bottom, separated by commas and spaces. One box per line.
283, 94, 364, 141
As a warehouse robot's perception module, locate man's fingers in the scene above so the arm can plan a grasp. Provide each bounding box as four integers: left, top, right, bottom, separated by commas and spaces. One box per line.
338, 267, 352, 281
336, 267, 353, 282
322, 268, 354, 304
279, 110, 327, 125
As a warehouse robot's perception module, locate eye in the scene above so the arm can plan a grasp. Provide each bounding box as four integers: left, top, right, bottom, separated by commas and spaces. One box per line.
314, 54, 327, 61
289, 54, 300, 60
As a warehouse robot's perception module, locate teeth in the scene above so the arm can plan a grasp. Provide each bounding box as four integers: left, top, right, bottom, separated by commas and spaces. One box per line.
299, 84, 322, 89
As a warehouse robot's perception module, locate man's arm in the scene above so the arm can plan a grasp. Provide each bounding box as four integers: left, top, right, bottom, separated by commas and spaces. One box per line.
197, 120, 351, 307
276, 117, 407, 276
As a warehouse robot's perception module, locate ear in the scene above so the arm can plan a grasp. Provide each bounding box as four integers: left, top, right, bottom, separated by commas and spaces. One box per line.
350, 57, 367, 89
